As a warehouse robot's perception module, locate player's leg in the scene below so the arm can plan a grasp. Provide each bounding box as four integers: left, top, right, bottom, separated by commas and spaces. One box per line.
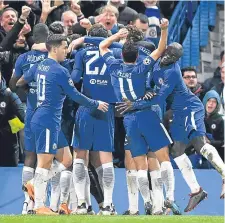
73, 149, 89, 214
88, 162, 104, 213
71, 106, 93, 215
147, 152, 164, 215
170, 141, 206, 212
28, 123, 59, 215
139, 110, 181, 215
22, 151, 36, 214
91, 105, 116, 215
170, 110, 208, 212
53, 143, 72, 215
22, 120, 36, 214
124, 114, 152, 212
123, 147, 139, 215
191, 135, 225, 196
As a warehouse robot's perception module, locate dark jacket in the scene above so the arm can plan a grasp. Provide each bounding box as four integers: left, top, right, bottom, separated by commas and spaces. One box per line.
189, 82, 205, 101
203, 90, 224, 159
117, 3, 137, 25
203, 67, 221, 93
0, 78, 25, 137
0, 20, 24, 52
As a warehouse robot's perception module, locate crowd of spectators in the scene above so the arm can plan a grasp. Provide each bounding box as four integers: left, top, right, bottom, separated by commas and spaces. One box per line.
0, 0, 223, 168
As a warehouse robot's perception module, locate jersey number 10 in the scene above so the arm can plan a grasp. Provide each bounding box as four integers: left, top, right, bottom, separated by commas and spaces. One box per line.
37, 74, 46, 105
86, 51, 107, 75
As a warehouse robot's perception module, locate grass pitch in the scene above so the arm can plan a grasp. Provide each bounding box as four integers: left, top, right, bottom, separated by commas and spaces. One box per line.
0, 215, 223, 223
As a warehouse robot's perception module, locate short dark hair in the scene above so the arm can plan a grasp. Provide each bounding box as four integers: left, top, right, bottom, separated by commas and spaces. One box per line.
89, 24, 109, 38
181, 67, 197, 77
46, 34, 67, 52
132, 13, 149, 25
33, 23, 49, 44
220, 51, 224, 61
137, 41, 156, 53
49, 21, 64, 34
126, 25, 144, 42
122, 41, 138, 63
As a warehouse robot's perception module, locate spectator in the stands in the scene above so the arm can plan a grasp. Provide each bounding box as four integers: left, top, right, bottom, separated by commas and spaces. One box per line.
0, 73, 25, 167
131, 13, 149, 35
203, 51, 224, 93
142, 0, 161, 46
211, 62, 225, 114
203, 90, 224, 161
0, 6, 31, 85
61, 10, 77, 35
107, 0, 137, 25
89, 5, 123, 34
182, 67, 205, 100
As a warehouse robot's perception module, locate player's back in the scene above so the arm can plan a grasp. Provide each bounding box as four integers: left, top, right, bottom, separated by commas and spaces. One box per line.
15, 50, 48, 112
111, 58, 154, 102
31, 58, 69, 130
73, 45, 118, 103
152, 61, 202, 111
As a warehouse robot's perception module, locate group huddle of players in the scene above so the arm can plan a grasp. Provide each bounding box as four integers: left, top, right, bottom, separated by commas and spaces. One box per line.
12, 18, 225, 216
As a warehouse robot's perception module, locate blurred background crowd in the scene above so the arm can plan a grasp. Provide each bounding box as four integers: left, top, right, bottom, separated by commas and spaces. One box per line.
0, 0, 224, 168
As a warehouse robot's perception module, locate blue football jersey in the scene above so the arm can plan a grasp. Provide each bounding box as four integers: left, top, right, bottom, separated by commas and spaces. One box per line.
71, 45, 121, 103
25, 58, 98, 130
102, 51, 156, 102
132, 60, 203, 112
15, 50, 48, 111
151, 61, 202, 111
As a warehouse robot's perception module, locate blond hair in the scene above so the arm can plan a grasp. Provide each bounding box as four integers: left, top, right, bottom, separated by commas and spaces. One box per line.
99, 5, 119, 18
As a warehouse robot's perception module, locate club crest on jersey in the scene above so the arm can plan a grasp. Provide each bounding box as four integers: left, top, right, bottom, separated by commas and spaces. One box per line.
90, 79, 96, 84
158, 78, 164, 85
211, 124, 216, 129
30, 89, 36, 94
0, 102, 6, 108
53, 143, 57, 150
68, 78, 74, 87
143, 58, 151, 65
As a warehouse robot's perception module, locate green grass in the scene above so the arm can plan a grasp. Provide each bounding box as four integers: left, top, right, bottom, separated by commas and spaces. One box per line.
0, 215, 223, 223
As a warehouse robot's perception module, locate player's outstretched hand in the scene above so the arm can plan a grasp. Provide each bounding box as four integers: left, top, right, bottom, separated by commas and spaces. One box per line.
117, 28, 129, 39
97, 101, 109, 112
143, 91, 156, 100
115, 100, 133, 115
160, 18, 169, 30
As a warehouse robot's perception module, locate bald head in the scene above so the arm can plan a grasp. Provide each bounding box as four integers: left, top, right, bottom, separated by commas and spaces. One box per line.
161, 42, 183, 66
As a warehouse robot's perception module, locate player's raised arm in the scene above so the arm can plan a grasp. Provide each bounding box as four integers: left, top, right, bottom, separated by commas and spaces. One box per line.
150, 18, 169, 61
99, 28, 128, 56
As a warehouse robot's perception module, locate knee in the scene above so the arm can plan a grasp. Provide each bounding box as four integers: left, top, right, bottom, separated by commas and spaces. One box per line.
63, 156, 72, 168
170, 143, 185, 158
24, 152, 37, 168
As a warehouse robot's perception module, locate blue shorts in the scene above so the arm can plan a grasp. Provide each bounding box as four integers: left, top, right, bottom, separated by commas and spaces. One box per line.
24, 110, 35, 152
123, 109, 172, 157
30, 122, 59, 155
58, 130, 69, 149
72, 105, 115, 152
124, 105, 163, 151
170, 108, 206, 144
